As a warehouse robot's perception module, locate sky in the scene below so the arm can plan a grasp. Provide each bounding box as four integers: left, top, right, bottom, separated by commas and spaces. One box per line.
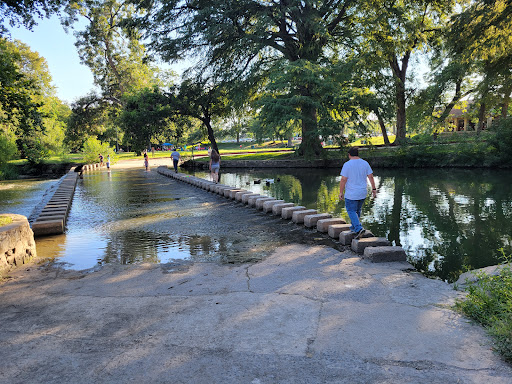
8, 16, 97, 104
7, 15, 188, 105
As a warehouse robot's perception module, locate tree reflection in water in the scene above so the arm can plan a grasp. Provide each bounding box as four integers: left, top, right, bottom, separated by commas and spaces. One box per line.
201, 167, 512, 282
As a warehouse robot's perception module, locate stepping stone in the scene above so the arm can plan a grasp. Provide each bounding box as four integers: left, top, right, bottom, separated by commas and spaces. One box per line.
317, 218, 346, 233
32, 219, 65, 236
223, 188, 241, 197
255, 197, 276, 210
292, 209, 318, 224
228, 189, 246, 199
282, 206, 306, 220
242, 193, 260, 204
339, 230, 374, 245
304, 213, 332, 228
351, 237, 391, 254
262, 200, 285, 213
328, 224, 352, 238
272, 203, 295, 215
363, 246, 407, 262
235, 191, 253, 202
247, 194, 266, 206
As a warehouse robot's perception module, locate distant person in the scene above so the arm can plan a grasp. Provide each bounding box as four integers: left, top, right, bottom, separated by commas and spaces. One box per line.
152, 147, 155, 157
209, 148, 221, 183
99, 153, 103, 166
171, 149, 181, 173
106, 155, 110, 170
144, 152, 149, 171
338, 146, 377, 239
207, 147, 212, 157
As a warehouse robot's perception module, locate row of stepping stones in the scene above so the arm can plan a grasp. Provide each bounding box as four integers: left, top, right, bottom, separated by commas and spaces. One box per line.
31, 168, 79, 236
156, 166, 407, 263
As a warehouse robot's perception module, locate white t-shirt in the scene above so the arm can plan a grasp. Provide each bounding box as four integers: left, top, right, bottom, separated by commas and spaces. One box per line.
171, 151, 180, 160
340, 158, 373, 200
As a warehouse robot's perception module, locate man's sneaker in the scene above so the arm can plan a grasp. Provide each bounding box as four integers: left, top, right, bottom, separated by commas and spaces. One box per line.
355, 229, 365, 239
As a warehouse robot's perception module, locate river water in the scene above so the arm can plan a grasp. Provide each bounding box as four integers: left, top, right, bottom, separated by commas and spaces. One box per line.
194, 167, 512, 282
1, 166, 511, 282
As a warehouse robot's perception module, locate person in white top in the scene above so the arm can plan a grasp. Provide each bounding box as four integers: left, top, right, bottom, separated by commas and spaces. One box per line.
338, 146, 377, 238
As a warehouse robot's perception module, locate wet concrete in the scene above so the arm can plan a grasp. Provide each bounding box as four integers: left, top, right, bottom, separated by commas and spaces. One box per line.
1, 162, 511, 383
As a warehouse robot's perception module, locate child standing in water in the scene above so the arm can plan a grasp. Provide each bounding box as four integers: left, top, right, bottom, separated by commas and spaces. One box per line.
144, 152, 149, 171
209, 149, 221, 183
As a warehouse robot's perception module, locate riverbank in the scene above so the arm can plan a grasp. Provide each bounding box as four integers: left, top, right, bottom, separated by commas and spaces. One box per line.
1, 243, 512, 383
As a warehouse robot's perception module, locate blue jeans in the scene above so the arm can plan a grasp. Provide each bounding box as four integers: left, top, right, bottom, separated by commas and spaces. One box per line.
345, 198, 365, 232
173, 159, 179, 172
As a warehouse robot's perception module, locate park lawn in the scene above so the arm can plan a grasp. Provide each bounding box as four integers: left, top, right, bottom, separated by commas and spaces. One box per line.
352, 135, 397, 146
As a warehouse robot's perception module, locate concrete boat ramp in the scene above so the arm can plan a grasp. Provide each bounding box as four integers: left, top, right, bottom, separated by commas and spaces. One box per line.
1, 165, 511, 383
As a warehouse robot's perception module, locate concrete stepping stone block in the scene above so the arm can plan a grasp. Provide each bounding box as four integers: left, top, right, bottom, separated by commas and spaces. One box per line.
235, 191, 253, 202
243, 193, 261, 204
255, 197, 276, 210
304, 213, 332, 228
363, 246, 407, 262
281, 206, 306, 220
292, 209, 318, 224
32, 219, 65, 236
328, 224, 352, 238
351, 237, 391, 254
225, 188, 244, 198
228, 189, 246, 199
248, 195, 269, 207
339, 230, 374, 245
262, 200, 285, 213
317, 218, 346, 233
272, 203, 295, 215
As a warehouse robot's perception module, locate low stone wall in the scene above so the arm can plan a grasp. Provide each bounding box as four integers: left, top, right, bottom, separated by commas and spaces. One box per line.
182, 159, 343, 169
31, 168, 79, 236
0, 214, 37, 276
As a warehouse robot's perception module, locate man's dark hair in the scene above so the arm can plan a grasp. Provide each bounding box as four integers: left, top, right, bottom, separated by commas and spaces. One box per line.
348, 147, 359, 157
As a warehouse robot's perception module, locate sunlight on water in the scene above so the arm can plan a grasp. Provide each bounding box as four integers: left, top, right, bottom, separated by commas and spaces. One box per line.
4, 166, 512, 282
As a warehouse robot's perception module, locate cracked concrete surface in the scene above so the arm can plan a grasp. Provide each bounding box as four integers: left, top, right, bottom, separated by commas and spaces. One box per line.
1, 244, 511, 383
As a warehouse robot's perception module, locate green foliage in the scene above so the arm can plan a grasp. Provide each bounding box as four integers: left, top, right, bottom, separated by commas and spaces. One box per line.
488, 117, 512, 164
456, 251, 512, 362
0, 38, 49, 164
118, 87, 178, 154
0, 0, 65, 34
0, 129, 18, 180
81, 137, 116, 164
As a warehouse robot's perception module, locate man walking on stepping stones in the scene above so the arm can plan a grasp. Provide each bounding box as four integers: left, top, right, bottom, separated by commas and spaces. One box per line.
338, 146, 377, 239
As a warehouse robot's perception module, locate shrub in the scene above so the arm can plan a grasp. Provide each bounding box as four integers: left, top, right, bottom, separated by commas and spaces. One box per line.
456, 251, 512, 362
488, 117, 512, 166
81, 137, 117, 164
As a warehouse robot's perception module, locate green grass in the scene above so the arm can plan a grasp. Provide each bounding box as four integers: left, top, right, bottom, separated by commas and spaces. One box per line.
352, 135, 397, 146
0, 216, 13, 227
456, 252, 512, 362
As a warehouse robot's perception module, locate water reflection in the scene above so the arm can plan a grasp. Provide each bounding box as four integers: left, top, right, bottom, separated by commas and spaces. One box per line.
5, 166, 511, 282
0, 178, 57, 219
35, 168, 290, 269
194, 167, 512, 282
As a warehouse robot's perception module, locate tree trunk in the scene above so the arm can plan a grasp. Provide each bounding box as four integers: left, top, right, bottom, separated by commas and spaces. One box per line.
389, 53, 410, 145
287, 136, 293, 147
204, 119, 219, 154
501, 85, 511, 119
375, 109, 391, 146
297, 100, 323, 157
477, 102, 486, 133
395, 81, 407, 143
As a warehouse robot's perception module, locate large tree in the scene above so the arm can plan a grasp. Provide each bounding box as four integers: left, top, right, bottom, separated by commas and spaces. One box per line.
135, 0, 359, 157
358, 0, 457, 143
